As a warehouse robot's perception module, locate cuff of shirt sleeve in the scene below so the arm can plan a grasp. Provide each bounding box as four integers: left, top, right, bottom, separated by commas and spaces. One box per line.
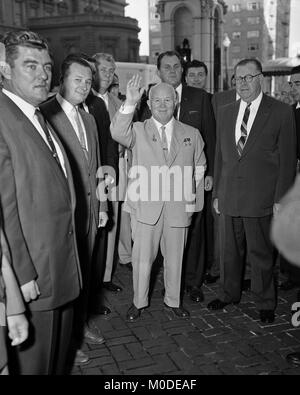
120, 103, 136, 114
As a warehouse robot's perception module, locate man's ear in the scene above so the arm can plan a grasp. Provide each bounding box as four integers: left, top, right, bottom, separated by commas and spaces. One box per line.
147, 99, 151, 109
156, 68, 161, 80
0, 61, 12, 80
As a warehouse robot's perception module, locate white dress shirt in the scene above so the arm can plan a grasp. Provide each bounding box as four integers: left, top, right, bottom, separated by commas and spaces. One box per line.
175, 84, 183, 120
2, 89, 67, 176
235, 91, 263, 144
119, 103, 173, 151
152, 117, 173, 151
56, 93, 89, 152
296, 102, 300, 110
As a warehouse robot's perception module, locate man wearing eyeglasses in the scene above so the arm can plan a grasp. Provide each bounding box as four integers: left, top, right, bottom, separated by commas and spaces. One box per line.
208, 58, 297, 324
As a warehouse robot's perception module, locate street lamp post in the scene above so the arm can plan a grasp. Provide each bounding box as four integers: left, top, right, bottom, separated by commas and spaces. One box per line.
223, 33, 231, 90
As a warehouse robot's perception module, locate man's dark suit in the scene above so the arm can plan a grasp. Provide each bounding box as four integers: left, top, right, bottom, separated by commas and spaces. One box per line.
85, 94, 119, 185
293, 104, 300, 160
40, 97, 107, 343
214, 94, 297, 309
209, 89, 237, 278
140, 84, 216, 293
0, 91, 82, 374
212, 89, 236, 116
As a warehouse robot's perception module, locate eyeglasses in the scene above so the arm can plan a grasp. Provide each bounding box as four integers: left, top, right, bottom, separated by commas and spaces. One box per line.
235, 73, 261, 84
289, 80, 300, 88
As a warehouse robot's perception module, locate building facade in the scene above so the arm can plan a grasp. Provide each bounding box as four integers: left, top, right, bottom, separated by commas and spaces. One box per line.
0, 0, 140, 83
224, 0, 291, 88
150, 0, 228, 93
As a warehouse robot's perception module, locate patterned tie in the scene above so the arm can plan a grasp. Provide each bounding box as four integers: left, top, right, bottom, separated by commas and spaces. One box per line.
160, 125, 168, 161
74, 107, 88, 160
35, 109, 62, 169
237, 102, 251, 156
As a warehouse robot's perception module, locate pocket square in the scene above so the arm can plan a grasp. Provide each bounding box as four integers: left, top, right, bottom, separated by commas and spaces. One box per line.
189, 110, 199, 114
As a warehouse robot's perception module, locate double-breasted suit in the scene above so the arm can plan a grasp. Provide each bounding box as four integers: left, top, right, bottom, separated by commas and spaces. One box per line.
214, 93, 297, 309
0, 91, 81, 374
111, 110, 206, 308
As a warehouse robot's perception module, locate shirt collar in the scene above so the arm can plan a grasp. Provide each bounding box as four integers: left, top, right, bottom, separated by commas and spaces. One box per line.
152, 116, 174, 133
2, 88, 37, 119
92, 88, 108, 100
296, 102, 300, 110
56, 93, 76, 115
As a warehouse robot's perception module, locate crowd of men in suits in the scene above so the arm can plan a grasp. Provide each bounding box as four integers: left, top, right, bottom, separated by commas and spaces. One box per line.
1, 28, 300, 375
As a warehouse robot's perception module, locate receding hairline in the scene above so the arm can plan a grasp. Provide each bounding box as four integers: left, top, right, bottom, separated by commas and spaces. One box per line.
148, 82, 177, 102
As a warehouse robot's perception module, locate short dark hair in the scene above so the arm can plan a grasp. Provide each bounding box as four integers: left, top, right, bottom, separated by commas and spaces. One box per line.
1, 30, 49, 67
60, 53, 96, 83
234, 58, 263, 74
185, 60, 208, 75
291, 65, 300, 75
157, 50, 184, 70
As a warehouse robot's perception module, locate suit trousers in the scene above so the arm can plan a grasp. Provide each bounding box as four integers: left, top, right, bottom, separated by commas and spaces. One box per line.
131, 207, 188, 309
184, 210, 205, 289
118, 205, 132, 265
73, 224, 96, 347
103, 200, 119, 282
220, 215, 275, 310
10, 303, 74, 375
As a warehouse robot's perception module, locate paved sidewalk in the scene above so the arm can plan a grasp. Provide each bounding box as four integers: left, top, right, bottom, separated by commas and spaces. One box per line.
71, 263, 300, 375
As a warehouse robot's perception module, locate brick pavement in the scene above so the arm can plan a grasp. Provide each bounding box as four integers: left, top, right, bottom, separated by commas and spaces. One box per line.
70, 263, 300, 376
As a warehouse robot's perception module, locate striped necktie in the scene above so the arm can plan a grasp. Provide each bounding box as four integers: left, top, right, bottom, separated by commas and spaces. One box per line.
160, 125, 168, 161
237, 102, 251, 156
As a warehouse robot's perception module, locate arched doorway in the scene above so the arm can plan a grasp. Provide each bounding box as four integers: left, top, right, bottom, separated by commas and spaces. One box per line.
173, 7, 193, 53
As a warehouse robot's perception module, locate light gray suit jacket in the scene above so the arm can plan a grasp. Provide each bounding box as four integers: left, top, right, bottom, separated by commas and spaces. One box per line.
111, 111, 206, 227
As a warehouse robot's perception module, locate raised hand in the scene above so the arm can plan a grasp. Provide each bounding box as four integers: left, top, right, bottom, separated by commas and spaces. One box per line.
125, 75, 145, 106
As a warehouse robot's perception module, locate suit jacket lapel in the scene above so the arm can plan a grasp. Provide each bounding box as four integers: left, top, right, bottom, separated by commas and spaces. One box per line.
178, 86, 188, 121
229, 100, 241, 160
242, 95, 271, 158
147, 118, 166, 166
51, 99, 90, 168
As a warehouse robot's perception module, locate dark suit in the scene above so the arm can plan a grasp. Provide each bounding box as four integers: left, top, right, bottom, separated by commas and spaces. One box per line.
40, 96, 106, 345
0, 91, 81, 374
214, 94, 297, 309
209, 89, 237, 278
140, 84, 216, 291
293, 104, 300, 160
85, 94, 119, 185
212, 89, 236, 117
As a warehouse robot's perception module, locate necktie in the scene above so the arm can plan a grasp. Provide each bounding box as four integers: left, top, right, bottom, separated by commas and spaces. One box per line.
160, 125, 168, 161
74, 107, 88, 160
35, 109, 62, 169
237, 102, 251, 156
